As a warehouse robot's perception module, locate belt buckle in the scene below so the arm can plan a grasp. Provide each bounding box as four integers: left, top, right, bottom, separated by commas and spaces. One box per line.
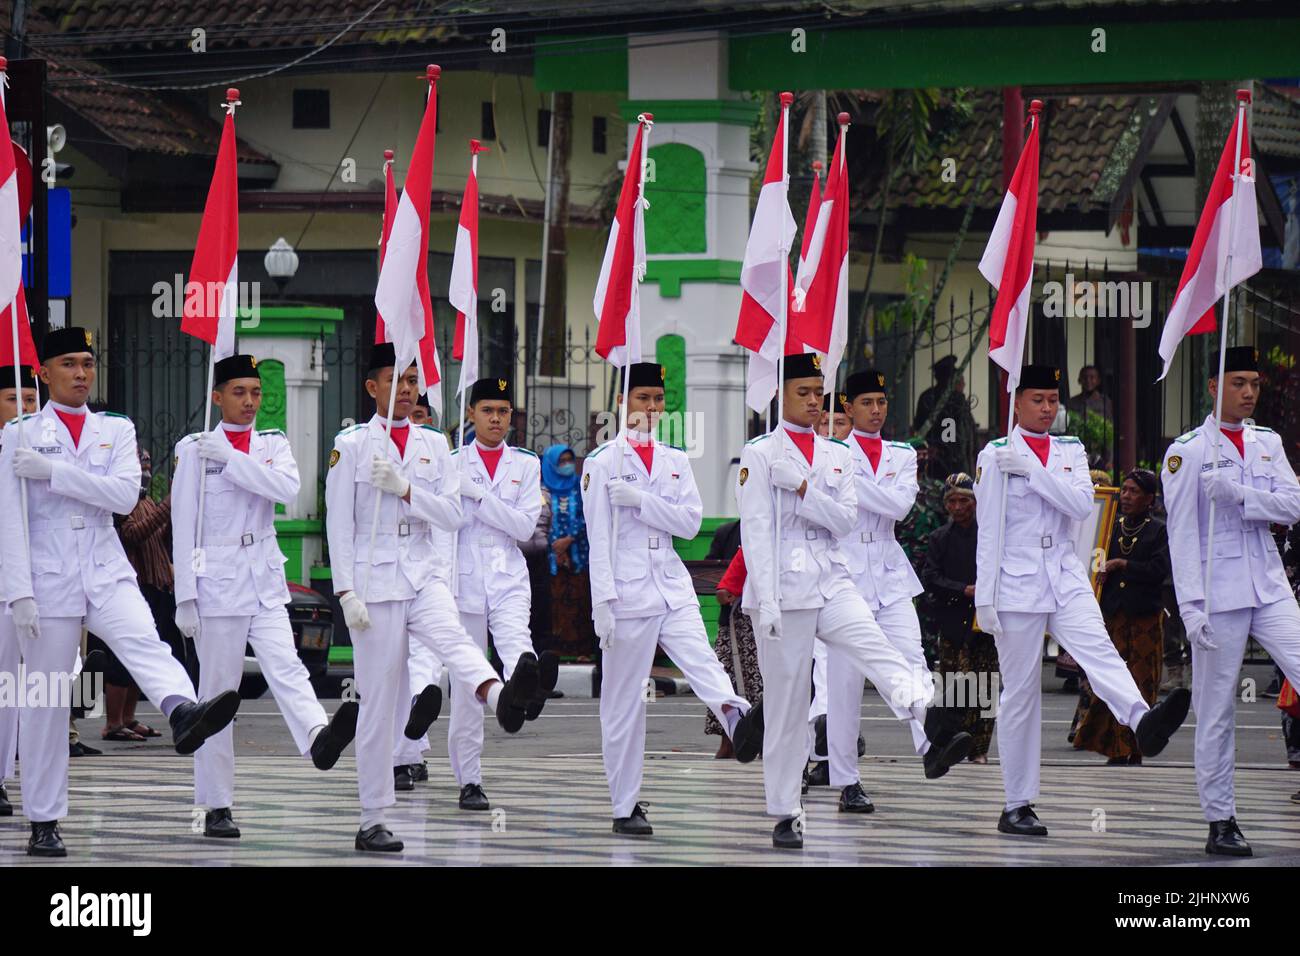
240, 532, 255, 547
648, 536, 660, 550
398, 520, 411, 538
1040, 534, 1053, 548
805, 529, 818, 541
70, 515, 85, 530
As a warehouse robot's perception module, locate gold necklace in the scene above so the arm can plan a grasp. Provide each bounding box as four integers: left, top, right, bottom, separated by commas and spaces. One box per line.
1117, 515, 1150, 555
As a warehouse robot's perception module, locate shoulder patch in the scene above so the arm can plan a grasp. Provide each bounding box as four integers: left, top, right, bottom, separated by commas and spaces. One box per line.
514, 447, 539, 458
102, 411, 130, 420
1166, 454, 1182, 474
990, 437, 1008, 447
1174, 430, 1197, 444
329, 448, 341, 469
582, 472, 591, 491
887, 440, 912, 449
419, 424, 439, 432
1250, 424, 1275, 434
180, 433, 201, 445
828, 437, 850, 448
256, 428, 285, 437
337, 423, 365, 436
665, 443, 686, 452
1055, 435, 1082, 444
588, 442, 613, 459
745, 434, 772, 446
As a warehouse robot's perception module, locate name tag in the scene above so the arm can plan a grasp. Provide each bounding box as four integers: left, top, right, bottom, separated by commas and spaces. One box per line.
205, 464, 225, 476
33, 445, 61, 455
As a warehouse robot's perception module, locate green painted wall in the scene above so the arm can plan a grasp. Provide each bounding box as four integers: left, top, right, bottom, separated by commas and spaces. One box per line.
644, 143, 707, 255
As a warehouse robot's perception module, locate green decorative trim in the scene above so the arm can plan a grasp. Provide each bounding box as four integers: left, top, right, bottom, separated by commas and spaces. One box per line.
275, 519, 324, 534
618, 98, 761, 127
645, 143, 707, 255
643, 259, 741, 298
274, 518, 323, 587
728, 18, 1300, 89
656, 334, 686, 446
237, 304, 345, 338
535, 34, 627, 92
255, 358, 287, 433
329, 646, 354, 665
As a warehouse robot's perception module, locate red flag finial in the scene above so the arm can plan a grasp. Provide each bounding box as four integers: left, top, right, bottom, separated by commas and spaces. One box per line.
1028, 99, 1044, 116
1236, 88, 1252, 104
226, 88, 240, 103
427, 65, 440, 82
812, 161, 823, 172
469, 139, 489, 154
383, 148, 394, 161
779, 92, 794, 108
641, 112, 654, 124
837, 112, 850, 126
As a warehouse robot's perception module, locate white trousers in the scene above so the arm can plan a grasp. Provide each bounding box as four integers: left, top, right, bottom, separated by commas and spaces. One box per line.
353, 582, 497, 827
601, 605, 747, 818
193, 606, 329, 810
392, 636, 443, 768
1194, 599, 1300, 821
0, 613, 18, 782
757, 591, 929, 818
996, 591, 1150, 811
450, 588, 534, 787
24, 580, 197, 822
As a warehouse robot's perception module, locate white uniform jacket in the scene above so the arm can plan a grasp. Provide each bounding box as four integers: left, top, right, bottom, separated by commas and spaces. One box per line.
448, 442, 542, 615
580, 436, 702, 619
324, 416, 461, 602
0, 406, 140, 615
973, 428, 1093, 612
840, 434, 923, 609
172, 427, 300, 616
736, 428, 857, 614
1161, 415, 1300, 613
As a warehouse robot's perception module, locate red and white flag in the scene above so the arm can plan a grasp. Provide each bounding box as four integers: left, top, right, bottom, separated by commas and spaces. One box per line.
374, 148, 397, 345
734, 97, 798, 412
374, 66, 443, 413
793, 118, 850, 390
594, 117, 650, 368
0, 64, 36, 371
183, 90, 241, 360
978, 105, 1041, 393
1157, 101, 1261, 380
450, 141, 486, 396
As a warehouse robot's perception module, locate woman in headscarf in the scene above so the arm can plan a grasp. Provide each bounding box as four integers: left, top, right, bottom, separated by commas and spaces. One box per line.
542, 444, 596, 659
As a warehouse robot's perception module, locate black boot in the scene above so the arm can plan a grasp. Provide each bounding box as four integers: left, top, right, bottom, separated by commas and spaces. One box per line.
612, 802, 653, 836
28, 821, 67, 857
393, 765, 415, 792
203, 807, 241, 839
0, 783, 12, 816
838, 783, 874, 814
997, 805, 1048, 836
170, 690, 241, 756
923, 731, 973, 779
495, 655, 540, 733
733, 700, 764, 763
355, 824, 403, 853
526, 650, 560, 720
1136, 687, 1191, 758
310, 701, 359, 770
772, 817, 803, 849
404, 684, 443, 739
1205, 818, 1252, 857
409, 761, 429, 782
803, 760, 830, 789
459, 783, 491, 811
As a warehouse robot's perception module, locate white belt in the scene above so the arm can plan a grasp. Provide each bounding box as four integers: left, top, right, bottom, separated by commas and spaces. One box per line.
783, 528, 831, 541
618, 536, 667, 550
30, 514, 114, 531
474, 533, 512, 548
1005, 534, 1068, 549
392, 519, 431, 537
204, 525, 277, 548
858, 530, 894, 543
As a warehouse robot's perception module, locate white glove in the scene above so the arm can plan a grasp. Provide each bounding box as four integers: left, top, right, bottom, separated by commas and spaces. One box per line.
10, 597, 39, 641
458, 472, 485, 501
769, 459, 804, 492
994, 445, 1030, 477
755, 602, 783, 641
607, 480, 643, 509
594, 602, 616, 650
174, 599, 200, 639
369, 457, 410, 498
975, 604, 1002, 636
1203, 471, 1245, 506
195, 431, 235, 464
13, 448, 53, 481
339, 591, 371, 631
1180, 604, 1218, 651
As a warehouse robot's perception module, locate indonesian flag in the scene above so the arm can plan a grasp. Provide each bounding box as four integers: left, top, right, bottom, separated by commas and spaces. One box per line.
0, 74, 36, 371
0, 286, 37, 370
594, 119, 648, 367
374, 67, 443, 413
734, 105, 798, 412
1157, 108, 1261, 380
183, 99, 240, 360
373, 150, 397, 345
450, 142, 483, 396
979, 110, 1040, 394
793, 122, 850, 390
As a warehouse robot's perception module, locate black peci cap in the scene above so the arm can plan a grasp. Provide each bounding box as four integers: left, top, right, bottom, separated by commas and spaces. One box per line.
1016, 364, 1061, 392
782, 352, 822, 381
367, 341, 396, 373
822, 391, 849, 414
845, 368, 887, 400
40, 326, 95, 362
621, 362, 666, 391
0, 366, 36, 391
213, 354, 260, 386
469, 376, 513, 406
1221, 346, 1259, 374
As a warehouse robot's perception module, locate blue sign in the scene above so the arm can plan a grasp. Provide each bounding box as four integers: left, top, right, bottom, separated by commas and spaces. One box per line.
21, 187, 72, 298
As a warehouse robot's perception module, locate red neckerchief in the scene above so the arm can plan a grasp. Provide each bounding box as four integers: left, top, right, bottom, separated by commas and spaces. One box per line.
785, 428, 814, 465
388, 423, 409, 456
1021, 432, 1050, 465
629, 433, 654, 474
478, 443, 504, 479
223, 427, 251, 454
855, 433, 882, 472
1220, 426, 1244, 458
54, 407, 86, 448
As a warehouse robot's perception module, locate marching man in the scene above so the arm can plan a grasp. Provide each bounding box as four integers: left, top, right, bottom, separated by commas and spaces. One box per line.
974, 363, 1191, 837
446, 374, 558, 811
1160, 346, 1300, 856
0, 328, 240, 857
582, 361, 761, 837
738, 353, 971, 850
172, 354, 360, 839
0, 365, 38, 819
325, 344, 538, 852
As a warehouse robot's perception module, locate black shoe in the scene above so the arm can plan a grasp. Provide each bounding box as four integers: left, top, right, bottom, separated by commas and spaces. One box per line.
612, 802, 653, 836
1136, 687, 1191, 758
404, 684, 443, 740
838, 783, 875, 814
772, 817, 803, 849
69, 741, 102, 757
733, 700, 764, 764
495, 655, 540, 734
813, 714, 828, 759
998, 805, 1048, 836
923, 731, 973, 779
1263, 674, 1282, 699
170, 690, 241, 756
310, 700, 359, 770
1206, 818, 1252, 857
0, 784, 11, 816
803, 760, 830, 789
409, 761, 429, 782
459, 783, 491, 811
27, 821, 67, 857
857, 734, 866, 758
393, 765, 415, 792
355, 824, 403, 853
526, 651, 561, 720
203, 807, 241, 839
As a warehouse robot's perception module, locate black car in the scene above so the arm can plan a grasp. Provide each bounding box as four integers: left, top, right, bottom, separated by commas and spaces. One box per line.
240, 583, 334, 698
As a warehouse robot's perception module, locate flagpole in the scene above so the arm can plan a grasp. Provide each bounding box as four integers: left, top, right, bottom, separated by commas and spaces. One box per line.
773, 92, 793, 610
533, 93, 556, 383
992, 100, 1040, 610
452, 143, 483, 597
1202, 90, 1251, 624
9, 293, 30, 584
